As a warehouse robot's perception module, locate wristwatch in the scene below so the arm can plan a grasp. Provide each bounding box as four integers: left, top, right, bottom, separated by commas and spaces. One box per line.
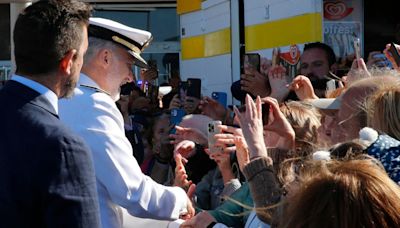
207, 221, 217, 228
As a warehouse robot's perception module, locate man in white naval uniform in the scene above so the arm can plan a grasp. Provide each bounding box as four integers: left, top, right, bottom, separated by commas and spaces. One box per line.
59, 18, 194, 228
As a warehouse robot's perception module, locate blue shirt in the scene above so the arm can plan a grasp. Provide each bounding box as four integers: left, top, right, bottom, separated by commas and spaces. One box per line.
11, 74, 59, 114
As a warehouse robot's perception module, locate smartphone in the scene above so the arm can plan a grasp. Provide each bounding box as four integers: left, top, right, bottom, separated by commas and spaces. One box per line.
186, 78, 201, 99
388, 42, 400, 67
237, 103, 270, 124
147, 84, 159, 104
208, 120, 223, 154
243, 53, 261, 74
326, 79, 336, 93
178, 81, 188, 101
353, 37, 361, 62
170, 108, 186, 134
211, 92, 227, 108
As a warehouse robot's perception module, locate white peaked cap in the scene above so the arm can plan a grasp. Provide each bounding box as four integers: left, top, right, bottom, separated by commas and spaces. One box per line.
310, 94, 342, 111
88, 17, 153, 68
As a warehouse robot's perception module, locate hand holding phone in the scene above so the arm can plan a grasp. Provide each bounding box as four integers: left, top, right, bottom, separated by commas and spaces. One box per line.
237, 103, 270, 125
386, 42, 400, 69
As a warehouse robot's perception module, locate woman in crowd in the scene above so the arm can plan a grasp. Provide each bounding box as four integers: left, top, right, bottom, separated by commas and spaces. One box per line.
367, 84, 400, 140
180, 94, 322, 227
280, 158, 400, 228
233, 95, 400, 228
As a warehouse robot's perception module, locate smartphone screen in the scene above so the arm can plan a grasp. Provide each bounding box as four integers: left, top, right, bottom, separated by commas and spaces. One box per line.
243, 53, 260, 74
186, 78, 201, 99
211, 92, 227, 107
353, 37, 361, 61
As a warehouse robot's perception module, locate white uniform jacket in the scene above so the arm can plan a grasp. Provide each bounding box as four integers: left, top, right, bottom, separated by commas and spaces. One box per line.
59, 74, 187, 228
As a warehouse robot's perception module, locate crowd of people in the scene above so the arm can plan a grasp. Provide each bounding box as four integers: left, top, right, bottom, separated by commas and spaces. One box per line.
1, 0, 400, 228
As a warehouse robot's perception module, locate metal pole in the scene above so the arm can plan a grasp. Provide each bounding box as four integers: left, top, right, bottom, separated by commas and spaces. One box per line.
10, 2, 32, 74
230, 0, 244, 106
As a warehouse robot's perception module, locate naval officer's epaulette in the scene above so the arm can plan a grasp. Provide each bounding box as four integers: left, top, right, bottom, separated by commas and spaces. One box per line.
80, 84, 111, 96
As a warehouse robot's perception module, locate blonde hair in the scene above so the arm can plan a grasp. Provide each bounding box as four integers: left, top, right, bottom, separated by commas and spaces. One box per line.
280, 101, 321, 154
367, 84, 400, 140
270, 101, 322, 185
280, 159, 400, 228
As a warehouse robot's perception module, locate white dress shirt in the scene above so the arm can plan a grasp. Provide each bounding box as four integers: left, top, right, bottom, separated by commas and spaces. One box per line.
11, 74, 59, 113
59, 73, 187, 228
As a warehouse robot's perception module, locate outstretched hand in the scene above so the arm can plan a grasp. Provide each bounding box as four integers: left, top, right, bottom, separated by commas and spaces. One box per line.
173, 140, 196, 160
240, 68, 270, 98
174, 154, 196, 221
288, 75, 318, 100
173, 153, 192, 190
170, 125, 207, 146
180, 211, 216, 228
268, 65, 290, 102
233, 95, 268, 159
345, 57, 371, 86
261, 97, 295, 150
198, 96, 227, 121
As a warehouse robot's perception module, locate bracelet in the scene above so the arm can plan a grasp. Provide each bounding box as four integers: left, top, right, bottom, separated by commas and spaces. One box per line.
207, 221, 217, 228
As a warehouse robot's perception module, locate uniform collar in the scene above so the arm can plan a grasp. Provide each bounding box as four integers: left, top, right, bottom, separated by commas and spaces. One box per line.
79, 73, 99, 88
79, 73, 111, 96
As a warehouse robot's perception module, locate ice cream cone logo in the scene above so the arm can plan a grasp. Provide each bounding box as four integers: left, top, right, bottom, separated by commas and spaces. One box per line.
324, 1, 353, 20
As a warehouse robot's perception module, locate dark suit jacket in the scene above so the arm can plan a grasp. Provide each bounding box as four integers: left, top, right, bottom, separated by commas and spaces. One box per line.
0, 81, 100, 227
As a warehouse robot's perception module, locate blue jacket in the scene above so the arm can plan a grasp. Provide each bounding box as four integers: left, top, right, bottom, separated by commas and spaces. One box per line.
0, 81, 100, 227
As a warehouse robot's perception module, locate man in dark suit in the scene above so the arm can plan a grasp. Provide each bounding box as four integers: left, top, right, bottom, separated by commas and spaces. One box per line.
0, 1, 100, 227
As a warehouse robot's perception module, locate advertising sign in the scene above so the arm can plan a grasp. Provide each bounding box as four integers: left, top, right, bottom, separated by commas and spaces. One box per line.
323, 0, 363, 75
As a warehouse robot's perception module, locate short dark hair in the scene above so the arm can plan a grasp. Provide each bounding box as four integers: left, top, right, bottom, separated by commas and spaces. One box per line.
303, 42, 337, 67
14, 0, 92, 75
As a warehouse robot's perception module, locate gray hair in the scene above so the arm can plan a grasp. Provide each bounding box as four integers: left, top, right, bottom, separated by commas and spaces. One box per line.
347, 67, 400, 86
84, 37, 121, 63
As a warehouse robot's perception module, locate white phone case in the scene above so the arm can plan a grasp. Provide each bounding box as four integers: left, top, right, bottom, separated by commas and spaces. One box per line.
208, 120, 223, 154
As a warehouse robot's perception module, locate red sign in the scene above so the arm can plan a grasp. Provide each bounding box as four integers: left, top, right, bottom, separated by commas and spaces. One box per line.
324, 1, 353, 20
280, 45, 300, 65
